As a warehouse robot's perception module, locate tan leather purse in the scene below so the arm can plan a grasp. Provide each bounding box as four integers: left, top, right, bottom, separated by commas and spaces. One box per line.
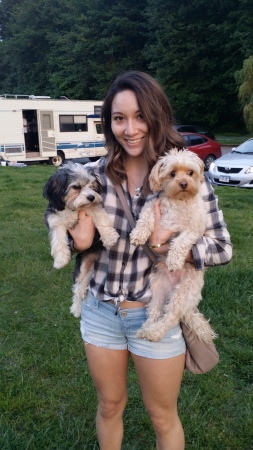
180, 322, 219, 374
115, 183, 219, 374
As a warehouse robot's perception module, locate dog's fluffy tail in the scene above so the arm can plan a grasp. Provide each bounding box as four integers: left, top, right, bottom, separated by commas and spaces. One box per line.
183, 309, 217, 344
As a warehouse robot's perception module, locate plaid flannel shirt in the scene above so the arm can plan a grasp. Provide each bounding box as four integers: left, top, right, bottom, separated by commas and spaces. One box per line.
84, 157, 232, 304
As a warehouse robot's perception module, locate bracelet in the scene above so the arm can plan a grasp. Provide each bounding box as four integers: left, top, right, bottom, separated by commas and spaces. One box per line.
148, 242, 167, 249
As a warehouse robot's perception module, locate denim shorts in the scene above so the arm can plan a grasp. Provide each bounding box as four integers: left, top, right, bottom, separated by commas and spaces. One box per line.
80, 291, 186, 359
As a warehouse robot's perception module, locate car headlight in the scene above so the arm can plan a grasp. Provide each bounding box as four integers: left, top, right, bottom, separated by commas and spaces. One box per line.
209, 162, 216, 171
245, 166, 253, 174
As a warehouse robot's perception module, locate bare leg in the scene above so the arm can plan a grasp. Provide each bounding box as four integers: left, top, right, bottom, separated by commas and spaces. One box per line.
132, 353, 185, 450
85, 343, 130, 450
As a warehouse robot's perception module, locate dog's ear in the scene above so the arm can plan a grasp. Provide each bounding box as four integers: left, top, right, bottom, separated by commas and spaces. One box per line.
199, 160, 205, 183
43, 169, 69, 210
194, 157, 205, 183
149, 158, 166, 192
91, 172, 102, 194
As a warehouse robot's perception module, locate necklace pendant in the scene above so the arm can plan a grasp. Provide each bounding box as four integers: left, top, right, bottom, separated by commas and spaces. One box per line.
135, 187, 141, 193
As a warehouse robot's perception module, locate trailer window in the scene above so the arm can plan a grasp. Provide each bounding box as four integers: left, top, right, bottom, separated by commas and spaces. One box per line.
96, 123, 102, 134
43, 114, 52, 129
94, 106, 101, 115
59, 115, 87, 132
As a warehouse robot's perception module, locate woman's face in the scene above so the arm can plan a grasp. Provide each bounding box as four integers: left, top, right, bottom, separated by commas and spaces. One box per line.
111, 90, 148, 158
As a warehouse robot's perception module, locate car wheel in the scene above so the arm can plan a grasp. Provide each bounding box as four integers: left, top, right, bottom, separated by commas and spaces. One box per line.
49, 151, 65, 166
204, 154, 216, 170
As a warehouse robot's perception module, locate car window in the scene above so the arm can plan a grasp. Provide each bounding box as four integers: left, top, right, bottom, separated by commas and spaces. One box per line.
188, 135, 206, 146
182, 136, 190, 146
234, 139, 253, 154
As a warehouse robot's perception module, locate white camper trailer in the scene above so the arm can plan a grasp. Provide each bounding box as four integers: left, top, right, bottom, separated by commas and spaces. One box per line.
0, 95, 106, 165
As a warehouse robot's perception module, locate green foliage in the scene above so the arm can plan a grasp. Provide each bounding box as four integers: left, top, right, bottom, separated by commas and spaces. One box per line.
144, 0, 243, 126
0, 166, 253, 449
0, 0, 148, 99
73, 0, 148, 99
236, 55, 253, 133
0, 0, 253, 128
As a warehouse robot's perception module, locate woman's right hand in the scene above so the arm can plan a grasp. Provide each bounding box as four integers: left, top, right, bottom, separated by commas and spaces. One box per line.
68, 210, 95, 252
149, 200, 175, 246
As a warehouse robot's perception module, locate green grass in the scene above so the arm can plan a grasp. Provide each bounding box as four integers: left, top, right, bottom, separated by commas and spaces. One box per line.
215, 133, 251, 146
0, 166, 253, 450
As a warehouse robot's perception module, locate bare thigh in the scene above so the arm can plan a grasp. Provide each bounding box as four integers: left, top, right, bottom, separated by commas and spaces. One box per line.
132, 353, 185, 416
84, 343, 130, 406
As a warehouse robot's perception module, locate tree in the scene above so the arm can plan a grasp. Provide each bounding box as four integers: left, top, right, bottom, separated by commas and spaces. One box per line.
0, 0, 148, 99
236, 56, 253, 133
0, 0, 65, 94
72, 0, 148, 99
144, 0, 244, 127
0, 0, 253, 130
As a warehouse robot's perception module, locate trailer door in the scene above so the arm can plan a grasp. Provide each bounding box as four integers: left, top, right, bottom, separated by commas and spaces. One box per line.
37, 110, 56, 156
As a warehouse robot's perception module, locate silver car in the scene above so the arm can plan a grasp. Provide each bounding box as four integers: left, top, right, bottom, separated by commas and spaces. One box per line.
208, 138, 253, 188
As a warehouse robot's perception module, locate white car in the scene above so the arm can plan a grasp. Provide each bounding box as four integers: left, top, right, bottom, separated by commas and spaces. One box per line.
208, 138, 253, 188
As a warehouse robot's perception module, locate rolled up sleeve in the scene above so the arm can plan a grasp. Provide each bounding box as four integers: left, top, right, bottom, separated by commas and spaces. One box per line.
192, 178, 233, 270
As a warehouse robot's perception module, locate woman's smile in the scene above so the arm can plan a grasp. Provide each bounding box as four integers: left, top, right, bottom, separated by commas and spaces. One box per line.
125, 137, 145, 145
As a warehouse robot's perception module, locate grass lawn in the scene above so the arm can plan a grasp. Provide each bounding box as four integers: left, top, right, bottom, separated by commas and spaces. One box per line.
0, 165, 252, 450
215, 133, 251, 146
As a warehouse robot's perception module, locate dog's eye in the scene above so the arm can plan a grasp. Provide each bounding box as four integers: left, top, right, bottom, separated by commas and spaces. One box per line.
72, 185, 81, 191
170, 171, 176, 177
90, 182, 100, 193
188, 170, 194, 176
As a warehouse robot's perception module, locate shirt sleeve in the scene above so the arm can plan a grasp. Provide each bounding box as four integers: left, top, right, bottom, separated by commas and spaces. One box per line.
191, 177, 233, 270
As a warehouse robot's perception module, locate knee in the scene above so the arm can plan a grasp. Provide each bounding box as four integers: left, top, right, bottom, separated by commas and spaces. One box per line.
149, 408, 179, 435
98, 395, 128, 420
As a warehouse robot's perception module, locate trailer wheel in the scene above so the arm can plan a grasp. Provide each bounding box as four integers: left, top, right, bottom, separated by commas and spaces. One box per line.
49, 151, 65, 166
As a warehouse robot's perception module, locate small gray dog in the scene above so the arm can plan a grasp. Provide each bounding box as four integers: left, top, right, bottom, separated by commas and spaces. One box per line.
43, 162, 119, 317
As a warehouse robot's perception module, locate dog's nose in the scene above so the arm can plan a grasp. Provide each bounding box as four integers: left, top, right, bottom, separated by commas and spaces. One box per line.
179, 181, 188, 190
87, 195, 95, 202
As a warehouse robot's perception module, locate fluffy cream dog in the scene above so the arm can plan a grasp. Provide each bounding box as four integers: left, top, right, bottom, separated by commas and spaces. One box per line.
130, 149, 216, 343
43, 162, 119, 317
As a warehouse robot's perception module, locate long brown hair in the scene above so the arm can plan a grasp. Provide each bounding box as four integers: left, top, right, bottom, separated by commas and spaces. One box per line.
101, 71, 185, 186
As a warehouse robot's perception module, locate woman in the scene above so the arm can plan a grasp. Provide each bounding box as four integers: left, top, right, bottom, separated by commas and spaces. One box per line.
69, 71, 232, 450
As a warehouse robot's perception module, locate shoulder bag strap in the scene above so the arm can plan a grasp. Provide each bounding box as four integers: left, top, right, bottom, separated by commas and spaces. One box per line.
114, 183, 158, 264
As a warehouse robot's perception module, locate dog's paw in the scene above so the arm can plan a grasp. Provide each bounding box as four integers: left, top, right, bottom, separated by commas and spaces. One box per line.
130, 237, 145, 246
137, 325, 163, 342
130, 229, 146, 246
70, 302, 82, 318
53, 255, 71, 269
137, 319, 164, 341
136, 328, 149, 340
101, 229, 120, 248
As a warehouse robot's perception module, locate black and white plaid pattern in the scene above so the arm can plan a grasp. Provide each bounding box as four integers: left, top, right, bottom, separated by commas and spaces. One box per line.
85, 158, 232, 304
